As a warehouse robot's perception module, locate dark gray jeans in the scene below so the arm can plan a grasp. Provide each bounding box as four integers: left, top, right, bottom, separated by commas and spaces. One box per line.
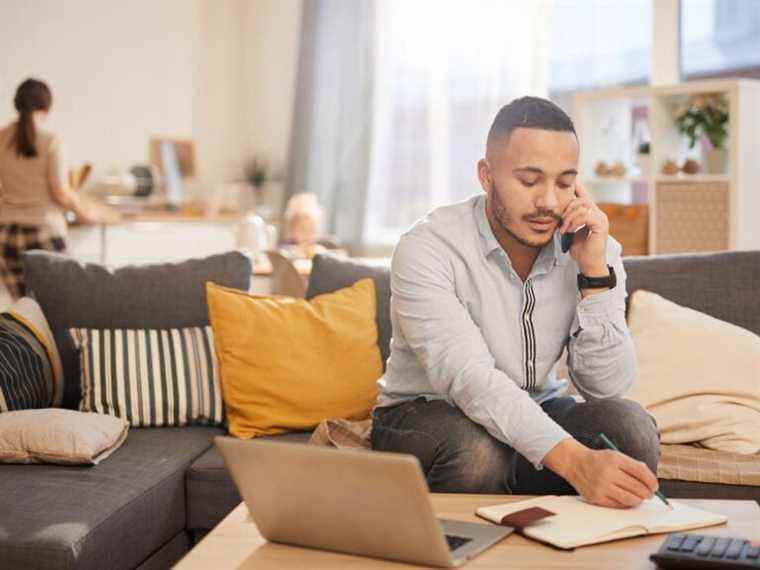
371, 396, 660, 494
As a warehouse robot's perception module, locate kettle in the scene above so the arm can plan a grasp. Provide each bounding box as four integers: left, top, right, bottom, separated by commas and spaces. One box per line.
236, 214, 275, 263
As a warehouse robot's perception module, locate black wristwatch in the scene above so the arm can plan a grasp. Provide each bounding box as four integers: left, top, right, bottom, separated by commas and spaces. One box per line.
577, 265, 616, 291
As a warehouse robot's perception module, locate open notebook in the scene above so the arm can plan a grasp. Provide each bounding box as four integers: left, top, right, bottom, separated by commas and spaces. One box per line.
476, 495, 726, 550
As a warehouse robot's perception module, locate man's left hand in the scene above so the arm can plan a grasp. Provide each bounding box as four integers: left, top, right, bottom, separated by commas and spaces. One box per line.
559, 183, 609, 276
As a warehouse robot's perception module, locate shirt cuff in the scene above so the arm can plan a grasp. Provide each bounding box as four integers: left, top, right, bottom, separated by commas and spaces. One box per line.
523, 421, 572, 470
575, 286, 626, 330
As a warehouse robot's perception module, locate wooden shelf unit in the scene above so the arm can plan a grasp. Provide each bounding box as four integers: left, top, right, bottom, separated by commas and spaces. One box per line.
573, 78, 760, 255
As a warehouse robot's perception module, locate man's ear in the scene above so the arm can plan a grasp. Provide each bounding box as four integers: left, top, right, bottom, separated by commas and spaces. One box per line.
477, 158, 491, 193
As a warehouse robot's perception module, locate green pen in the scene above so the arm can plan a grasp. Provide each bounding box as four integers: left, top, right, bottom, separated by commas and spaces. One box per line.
598, 432, 672, 510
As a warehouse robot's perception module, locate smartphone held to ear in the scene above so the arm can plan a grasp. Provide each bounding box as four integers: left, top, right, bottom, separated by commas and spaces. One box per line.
560, 224, 587, 253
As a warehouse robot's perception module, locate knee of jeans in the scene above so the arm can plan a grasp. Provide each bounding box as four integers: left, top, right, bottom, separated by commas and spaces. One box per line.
433, 429, 511, 493
592, 398, 660, 473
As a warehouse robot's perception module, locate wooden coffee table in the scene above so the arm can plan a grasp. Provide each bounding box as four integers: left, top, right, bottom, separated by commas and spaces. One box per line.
176, 494, 760, 569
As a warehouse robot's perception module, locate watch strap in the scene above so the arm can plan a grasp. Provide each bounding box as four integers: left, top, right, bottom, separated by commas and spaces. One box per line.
577, 265, 616, 290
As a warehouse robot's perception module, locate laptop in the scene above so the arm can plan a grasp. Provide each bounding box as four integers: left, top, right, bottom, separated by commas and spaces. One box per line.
215, 437, 513, 567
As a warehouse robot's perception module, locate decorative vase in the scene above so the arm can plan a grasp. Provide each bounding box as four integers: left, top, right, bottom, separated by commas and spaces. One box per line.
238, 183, 257, 214
236, 213, 270, 265
637, 154, 651, 179
704, 148, 727, 175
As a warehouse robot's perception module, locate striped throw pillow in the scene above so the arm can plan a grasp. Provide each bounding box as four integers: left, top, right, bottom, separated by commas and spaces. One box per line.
0, 298, 63, 412
69, 326, 223, 427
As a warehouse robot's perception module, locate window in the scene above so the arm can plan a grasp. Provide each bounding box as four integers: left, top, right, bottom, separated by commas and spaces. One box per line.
681, 0, 760, 78
364, 1, 552, 244
549, 0, 652, 96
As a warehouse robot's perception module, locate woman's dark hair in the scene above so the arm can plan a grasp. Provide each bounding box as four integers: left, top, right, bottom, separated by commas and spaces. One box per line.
12, 78, 53, 158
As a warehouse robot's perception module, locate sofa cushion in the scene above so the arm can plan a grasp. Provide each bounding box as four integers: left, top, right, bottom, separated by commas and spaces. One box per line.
659, 443, 760, 488
0, 297, 64, 411
207, 280, 381, 439
186, 431, 312, 532
626, 290, 760, 454
306, 254, 392, 367
0, 409, 128, 465
23, 250, 252, 409
0, 427, 221, 570
69, 325, 223, 427
623, 250, 760, 336
135, 531, 191, 570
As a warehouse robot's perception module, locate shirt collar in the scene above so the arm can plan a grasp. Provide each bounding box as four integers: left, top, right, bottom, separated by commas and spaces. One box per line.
474, 194, 572, 268
474, 194, 502, 257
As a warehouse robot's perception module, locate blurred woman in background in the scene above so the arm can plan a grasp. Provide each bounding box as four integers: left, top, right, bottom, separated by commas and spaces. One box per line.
0, 78, 94, 298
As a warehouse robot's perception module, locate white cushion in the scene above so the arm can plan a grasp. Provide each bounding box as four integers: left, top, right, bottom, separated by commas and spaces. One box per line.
626, 290, 760, 454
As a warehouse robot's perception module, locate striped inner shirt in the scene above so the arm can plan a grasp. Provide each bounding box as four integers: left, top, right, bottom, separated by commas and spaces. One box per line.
521, 280, 537, 391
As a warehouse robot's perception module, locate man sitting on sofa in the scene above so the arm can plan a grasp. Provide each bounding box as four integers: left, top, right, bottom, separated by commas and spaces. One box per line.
371, 96, 660, 509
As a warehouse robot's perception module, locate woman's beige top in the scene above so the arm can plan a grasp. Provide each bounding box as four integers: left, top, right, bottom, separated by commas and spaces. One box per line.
0, 122, 68, 236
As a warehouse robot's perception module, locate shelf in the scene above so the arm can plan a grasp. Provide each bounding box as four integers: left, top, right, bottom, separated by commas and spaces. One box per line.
655, 174, 729, 183
584, 177, 648, 185
584, 174, 729, 185
573, 78, 744, 103
574, 78, 760, 254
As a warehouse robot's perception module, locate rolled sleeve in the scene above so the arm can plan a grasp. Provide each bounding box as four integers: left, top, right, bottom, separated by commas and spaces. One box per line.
392, 232, 571, 468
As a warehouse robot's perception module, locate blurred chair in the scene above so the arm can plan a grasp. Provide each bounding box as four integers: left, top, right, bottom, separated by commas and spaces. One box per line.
266, 250, 307, 298
317, 236, 342, 250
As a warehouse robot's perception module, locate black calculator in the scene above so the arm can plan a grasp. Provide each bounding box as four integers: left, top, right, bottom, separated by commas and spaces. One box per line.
651, 533, 760, 568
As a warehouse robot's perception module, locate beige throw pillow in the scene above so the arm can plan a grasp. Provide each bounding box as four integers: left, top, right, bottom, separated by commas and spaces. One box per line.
0, 409, 129, 465
626, 290, 760, 454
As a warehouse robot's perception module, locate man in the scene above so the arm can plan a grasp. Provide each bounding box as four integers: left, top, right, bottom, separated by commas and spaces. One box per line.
371, 96, 660, 509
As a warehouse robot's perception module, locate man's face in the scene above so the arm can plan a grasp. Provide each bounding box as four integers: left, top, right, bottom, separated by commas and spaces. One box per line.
483, 127, 579, 249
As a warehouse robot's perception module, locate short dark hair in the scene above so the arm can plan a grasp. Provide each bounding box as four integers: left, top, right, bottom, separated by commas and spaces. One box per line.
487, 96, 575, 152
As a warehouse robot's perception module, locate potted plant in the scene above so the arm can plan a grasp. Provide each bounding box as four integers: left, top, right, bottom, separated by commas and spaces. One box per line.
244, 157, 269, 211
674, 93, 729, 174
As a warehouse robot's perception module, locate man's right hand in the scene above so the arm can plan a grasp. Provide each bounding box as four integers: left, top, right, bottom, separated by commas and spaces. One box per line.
543, 438, 659, 509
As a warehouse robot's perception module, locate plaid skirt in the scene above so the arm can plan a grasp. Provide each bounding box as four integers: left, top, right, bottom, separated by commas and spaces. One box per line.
0, 224, 67, 299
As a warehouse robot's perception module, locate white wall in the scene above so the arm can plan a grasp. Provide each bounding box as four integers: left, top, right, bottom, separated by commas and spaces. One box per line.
241, 0, 303, 215
0, 0, 203, 181
0, 0, 302, 199
242, 0, 302, 172
198, 0, 247, 185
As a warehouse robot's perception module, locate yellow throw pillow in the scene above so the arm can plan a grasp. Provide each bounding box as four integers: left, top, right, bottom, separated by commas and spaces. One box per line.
206, 279, 382, 438
626, 289, 760, 454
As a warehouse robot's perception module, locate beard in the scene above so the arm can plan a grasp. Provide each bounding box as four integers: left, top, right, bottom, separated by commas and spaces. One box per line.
489, 182, 561, 249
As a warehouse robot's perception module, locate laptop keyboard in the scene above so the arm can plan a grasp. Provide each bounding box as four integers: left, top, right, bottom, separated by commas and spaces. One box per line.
445, 534, 473, 551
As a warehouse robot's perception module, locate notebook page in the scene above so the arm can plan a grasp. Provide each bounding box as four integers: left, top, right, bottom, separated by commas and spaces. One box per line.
477, 496, 725, 549
522, 496, 652, 548
640, 499, 726, 534
477, 496, 644, 547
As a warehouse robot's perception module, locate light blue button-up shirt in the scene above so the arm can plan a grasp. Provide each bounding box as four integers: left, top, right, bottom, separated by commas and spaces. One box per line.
376, 194, 636, 468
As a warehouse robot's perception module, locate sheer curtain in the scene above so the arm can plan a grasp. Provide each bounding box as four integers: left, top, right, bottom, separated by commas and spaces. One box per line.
286, 0, 375, 253
363, 1, 553, 246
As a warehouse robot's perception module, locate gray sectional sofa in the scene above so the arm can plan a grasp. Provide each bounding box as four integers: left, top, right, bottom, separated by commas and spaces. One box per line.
1, 248, 758, 569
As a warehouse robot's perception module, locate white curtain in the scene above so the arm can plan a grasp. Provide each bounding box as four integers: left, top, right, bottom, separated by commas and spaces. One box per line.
364, 0, 553, 245
286, 0, 375, 253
